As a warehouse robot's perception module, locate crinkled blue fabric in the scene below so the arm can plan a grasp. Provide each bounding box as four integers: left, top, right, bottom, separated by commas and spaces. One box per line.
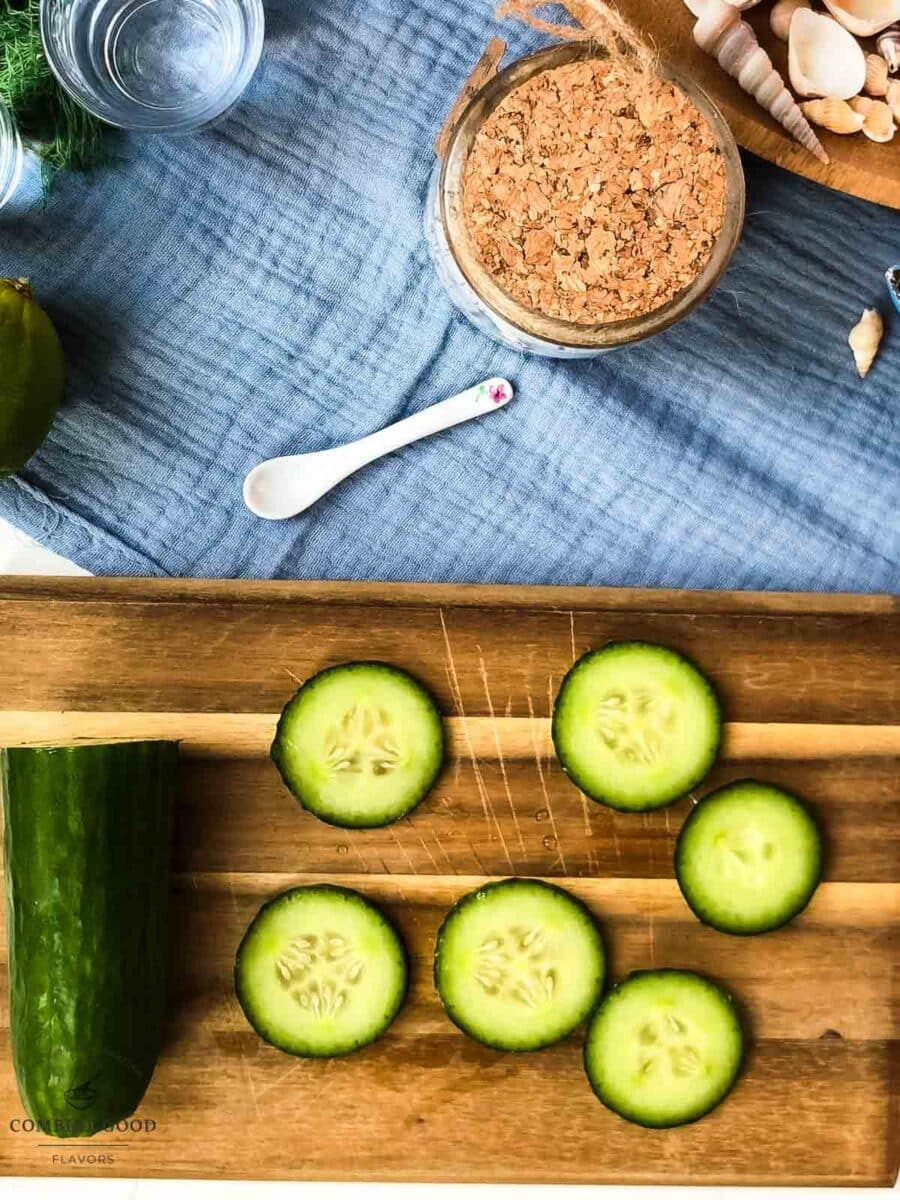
1, 0, 898, 588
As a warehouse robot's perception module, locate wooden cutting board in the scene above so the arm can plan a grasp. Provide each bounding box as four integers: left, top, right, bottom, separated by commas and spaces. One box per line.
0, 578, 897, 1185
616, 1, 900, 210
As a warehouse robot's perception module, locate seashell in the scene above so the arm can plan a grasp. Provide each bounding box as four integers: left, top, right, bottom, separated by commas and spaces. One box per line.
770, 0, 810, 41
722, 0, 765, 7
822, 0, 900, 38
686, 0, 829, 162
848, 307, 884, 378
849, 94, 897, 139
878, 23, 900, 73
800, 96, 865, 132
864, 52, 890, 94
789, 8, 867, 99
886, 77, 900, 118
886, 266, 900, 315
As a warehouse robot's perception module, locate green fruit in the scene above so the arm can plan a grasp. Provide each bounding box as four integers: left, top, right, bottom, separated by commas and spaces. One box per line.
0, 278, 64, 476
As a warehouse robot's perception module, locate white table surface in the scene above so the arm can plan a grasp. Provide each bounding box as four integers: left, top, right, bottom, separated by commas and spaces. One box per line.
1, 518, 896, 1196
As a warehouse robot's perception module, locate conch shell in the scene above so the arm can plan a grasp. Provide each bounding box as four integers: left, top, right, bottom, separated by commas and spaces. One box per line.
789, 8, 867, 99
822, 0, 900, 38
770, 0, 810, 41
685, 0, 829, 162
801, 96, 865, 132
865, 52, 890, 94
849, 94, 897, 139
848, 308, 884, 378
877, 23, 900, 73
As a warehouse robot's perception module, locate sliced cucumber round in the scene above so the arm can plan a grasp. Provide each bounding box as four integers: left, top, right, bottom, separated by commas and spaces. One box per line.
235, 885, 408, 1057
584, 970, 744, 1128
552, 641, 721, 812
434, 878, 605, 1052
271, 662, 444, 828
675, 779, 822, 935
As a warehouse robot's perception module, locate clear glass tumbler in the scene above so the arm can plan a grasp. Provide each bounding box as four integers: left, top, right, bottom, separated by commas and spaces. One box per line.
0, 100, 24, 210
40, 0, 264, 132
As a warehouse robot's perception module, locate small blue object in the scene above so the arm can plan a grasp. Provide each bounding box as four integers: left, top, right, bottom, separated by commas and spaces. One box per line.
886, 266, 900, 315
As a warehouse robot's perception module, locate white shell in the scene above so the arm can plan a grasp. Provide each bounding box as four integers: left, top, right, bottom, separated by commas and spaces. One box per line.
788, 8, 867, 99
848, 308, 884, 379
886, 78, 900, 119
822, 0, 900, 38
686, 0, 829, 161
849, 94, 897, 139
723, 0, 765, 7
770, 0, 810, 41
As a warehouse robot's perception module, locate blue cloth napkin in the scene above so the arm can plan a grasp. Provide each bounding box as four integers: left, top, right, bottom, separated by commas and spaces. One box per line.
1, 0, 898, 589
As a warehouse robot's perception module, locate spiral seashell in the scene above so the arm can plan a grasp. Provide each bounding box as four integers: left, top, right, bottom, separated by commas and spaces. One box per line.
865, 52, 890, 94
848, 307, 884, 378
886, 77, 900, 118
770, 0, 810, 41
877, 23, 900, 73
800, 96, 865, 132
849, 94, 897, 139
686, 0, 829, 162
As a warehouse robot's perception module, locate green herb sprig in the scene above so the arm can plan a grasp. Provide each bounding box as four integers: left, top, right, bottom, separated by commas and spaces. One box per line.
0, 0, 111, 189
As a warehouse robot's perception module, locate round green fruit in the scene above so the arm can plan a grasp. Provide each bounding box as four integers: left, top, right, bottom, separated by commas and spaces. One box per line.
0, 278, 64, 476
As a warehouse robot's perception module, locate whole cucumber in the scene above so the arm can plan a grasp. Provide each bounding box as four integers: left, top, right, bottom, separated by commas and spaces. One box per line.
2, 741, 178, 1137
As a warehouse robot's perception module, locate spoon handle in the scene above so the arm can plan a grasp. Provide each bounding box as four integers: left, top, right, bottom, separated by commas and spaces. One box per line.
341, 377, 513, 470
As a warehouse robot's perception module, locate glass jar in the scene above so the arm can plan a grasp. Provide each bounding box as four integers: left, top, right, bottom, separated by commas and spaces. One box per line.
0, 100, 24, 211
426, 42, 746, 359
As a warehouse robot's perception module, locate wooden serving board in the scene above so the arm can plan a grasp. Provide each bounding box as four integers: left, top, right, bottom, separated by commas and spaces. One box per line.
617, 1, 900, 210
0, 578, 897, 1185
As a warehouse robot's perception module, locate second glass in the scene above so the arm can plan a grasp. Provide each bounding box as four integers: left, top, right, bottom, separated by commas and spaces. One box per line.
40, 0, 264, 132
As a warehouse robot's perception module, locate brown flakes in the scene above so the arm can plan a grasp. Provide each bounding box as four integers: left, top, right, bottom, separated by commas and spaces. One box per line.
461, 58, 728, 325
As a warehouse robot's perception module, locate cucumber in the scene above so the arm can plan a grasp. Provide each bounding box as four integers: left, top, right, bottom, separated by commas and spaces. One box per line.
675, 779, 822, 935
434, 878, 605, 1051
271, 662, 444, 828
2, 741, 178, 1138
584, 969, 744, 1128
235, 885, 408, 1057
552, 641, 721, 812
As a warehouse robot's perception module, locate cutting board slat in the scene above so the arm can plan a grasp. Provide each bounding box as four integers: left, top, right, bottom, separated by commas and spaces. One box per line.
0, 580, 897, 1185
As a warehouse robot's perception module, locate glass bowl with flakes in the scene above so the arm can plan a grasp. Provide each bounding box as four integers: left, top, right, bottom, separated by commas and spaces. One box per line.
426, 42, 745, 358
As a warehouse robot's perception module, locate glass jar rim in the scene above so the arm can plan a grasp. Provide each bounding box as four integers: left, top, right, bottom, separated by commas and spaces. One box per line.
0, 98, 24, 210
438, 42, 746, 351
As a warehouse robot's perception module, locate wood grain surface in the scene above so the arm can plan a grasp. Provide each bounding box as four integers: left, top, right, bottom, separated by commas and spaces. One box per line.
0, 579, 897, 1184
615, 1, 900, 210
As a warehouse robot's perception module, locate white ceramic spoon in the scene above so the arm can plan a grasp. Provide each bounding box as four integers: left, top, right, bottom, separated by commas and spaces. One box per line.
243, 377, 514, 520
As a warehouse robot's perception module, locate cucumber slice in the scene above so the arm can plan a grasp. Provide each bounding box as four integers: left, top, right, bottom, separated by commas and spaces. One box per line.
271, 662, 444, 828
584, 970, 744, 1128
675, 779, 822, 935
552, 641, 721, 812
434, 878, 605, 1051
235, 885, 408, 1057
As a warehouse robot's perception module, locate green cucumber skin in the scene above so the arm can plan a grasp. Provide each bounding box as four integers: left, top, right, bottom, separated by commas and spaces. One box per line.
2, 742, 178, 1138
583, 970, 745, 1129
552, 641, 722, 813
675, 779, 823, 936
271, 661, 445, 830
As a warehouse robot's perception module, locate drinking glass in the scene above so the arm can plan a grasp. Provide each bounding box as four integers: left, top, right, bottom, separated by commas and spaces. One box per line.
0, 100, 23, 210
40, 0, 264, 132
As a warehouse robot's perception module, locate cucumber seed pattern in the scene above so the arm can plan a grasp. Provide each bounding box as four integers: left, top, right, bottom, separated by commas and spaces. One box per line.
474, 927, 556, 1008
595, 687, 677, 765
637, 1012, 702, 1079
323, 705, 402, 777
275, 933, 365, 1019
